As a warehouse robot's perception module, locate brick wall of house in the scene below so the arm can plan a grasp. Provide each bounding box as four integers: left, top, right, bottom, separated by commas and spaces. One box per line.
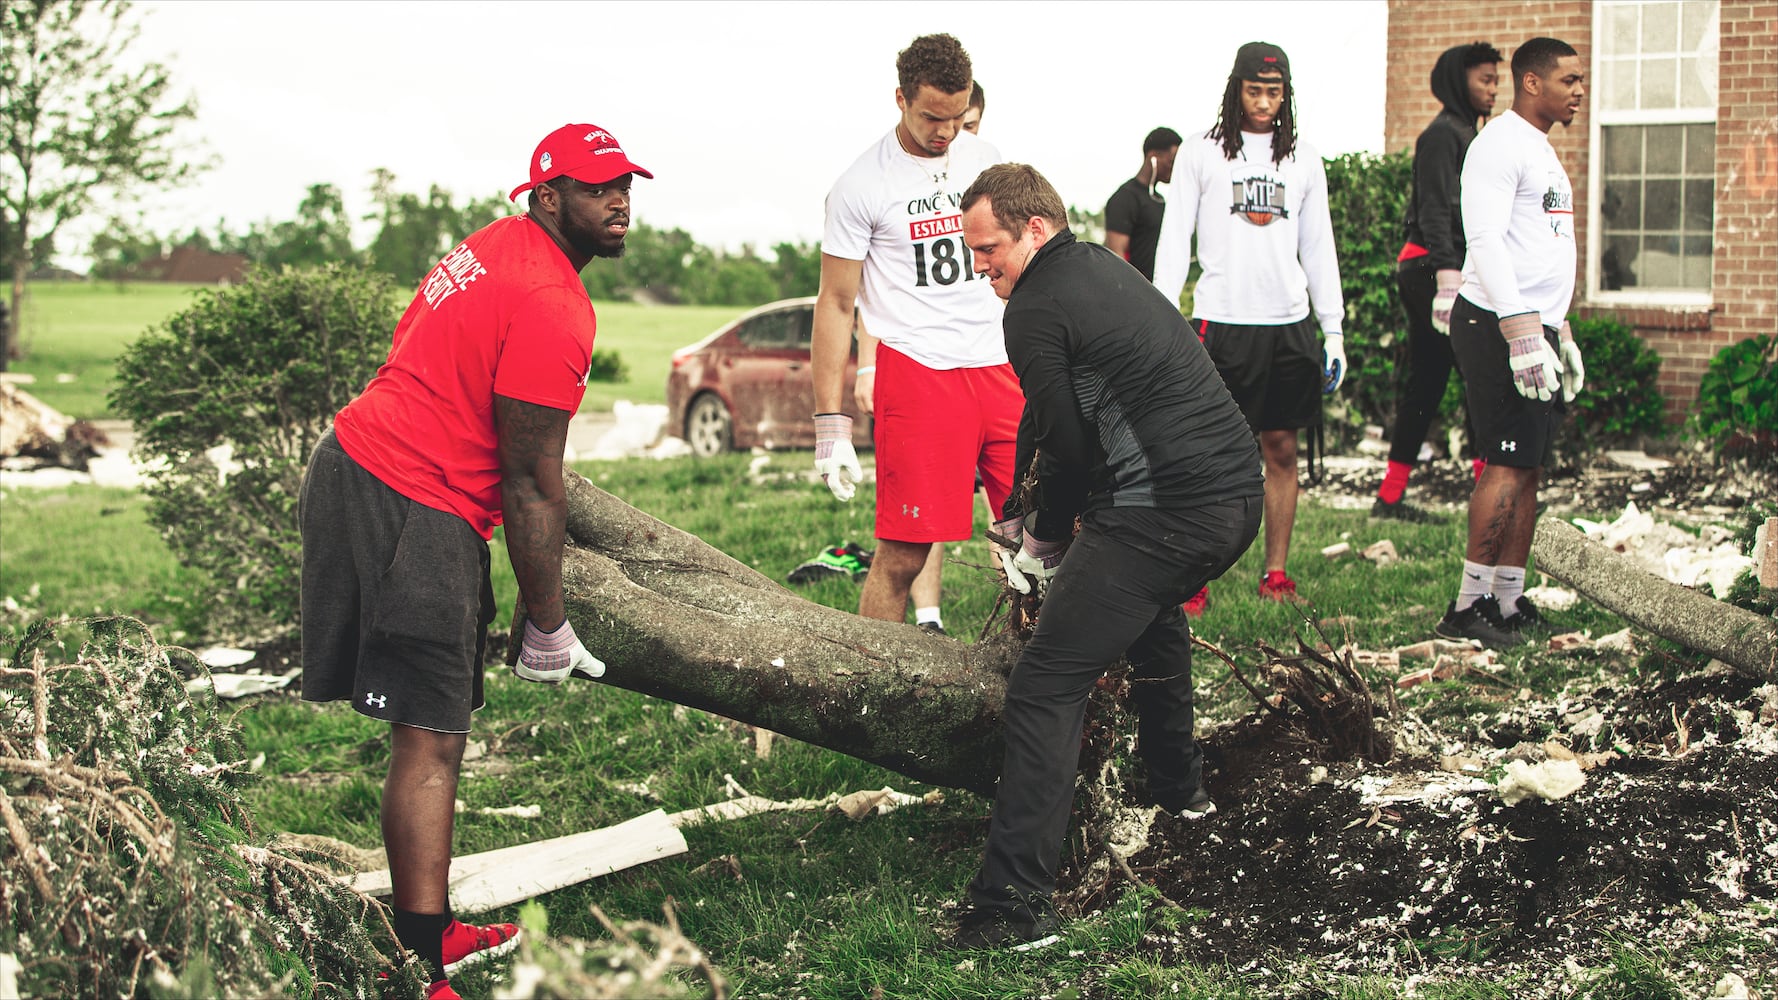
1386, 1, 1778, 427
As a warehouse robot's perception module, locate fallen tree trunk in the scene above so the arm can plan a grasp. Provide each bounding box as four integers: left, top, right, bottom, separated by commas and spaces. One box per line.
1532, 517, 1778, 682
506, 472, 1022, 797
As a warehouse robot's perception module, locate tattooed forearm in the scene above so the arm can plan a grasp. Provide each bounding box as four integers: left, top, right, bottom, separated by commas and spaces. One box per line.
494, 393, 572, 629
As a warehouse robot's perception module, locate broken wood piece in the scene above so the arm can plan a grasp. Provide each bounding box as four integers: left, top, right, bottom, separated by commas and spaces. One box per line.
346, 808, 687, 912
1361, 540, 1399, 567
752, 727, 775, 759
1532, 518, 1777, 683
1547, 632, 1589, 652
1758, 517, 1776, 591
1395, 639, 1480, 661
1321, 541, 1352, 559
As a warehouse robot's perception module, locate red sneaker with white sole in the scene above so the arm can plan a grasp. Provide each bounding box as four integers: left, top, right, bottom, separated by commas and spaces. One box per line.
1181, 587, 1210, 618
1257, 571, 1299, 602
442, 919, 520, 975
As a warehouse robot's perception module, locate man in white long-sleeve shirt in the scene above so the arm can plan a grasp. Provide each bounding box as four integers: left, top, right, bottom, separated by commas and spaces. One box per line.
1153, 41, 1347, 611
1436, 37, 1587, 650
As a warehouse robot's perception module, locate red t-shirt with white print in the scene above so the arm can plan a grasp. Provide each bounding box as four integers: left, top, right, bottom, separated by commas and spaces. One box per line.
334, 214, 595, 540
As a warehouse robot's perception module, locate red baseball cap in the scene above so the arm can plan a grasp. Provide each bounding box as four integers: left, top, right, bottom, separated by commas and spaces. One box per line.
509, 123, 653, 201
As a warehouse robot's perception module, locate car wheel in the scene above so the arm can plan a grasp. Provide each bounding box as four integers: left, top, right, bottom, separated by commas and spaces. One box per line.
685, 393, 733, 457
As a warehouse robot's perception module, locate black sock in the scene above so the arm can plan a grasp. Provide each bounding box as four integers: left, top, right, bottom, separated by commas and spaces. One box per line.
392, 907, 450, 983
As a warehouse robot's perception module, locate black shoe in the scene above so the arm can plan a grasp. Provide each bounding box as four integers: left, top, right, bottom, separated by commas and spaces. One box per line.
1434, 595, 1524, 651
1157, 785, 1218, 821
950, 906, 1061, 952
1500, 595, 1549, 634
1370, 496, 1446, 524
917, 622, 948, 637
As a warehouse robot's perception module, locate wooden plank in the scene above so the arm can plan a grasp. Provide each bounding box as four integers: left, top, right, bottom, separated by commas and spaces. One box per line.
346, 808, 687, 912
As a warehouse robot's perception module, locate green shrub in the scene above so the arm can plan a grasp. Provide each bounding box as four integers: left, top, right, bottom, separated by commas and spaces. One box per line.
1322, 150, 1417, 443
110, 265, 402, 638
588, 347, 628, 384
1551, 312, 1668, 461
1693, 333, 1777, 464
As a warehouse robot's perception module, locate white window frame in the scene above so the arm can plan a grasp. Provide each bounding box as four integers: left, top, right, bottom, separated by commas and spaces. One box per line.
1586, 0, 1716, 308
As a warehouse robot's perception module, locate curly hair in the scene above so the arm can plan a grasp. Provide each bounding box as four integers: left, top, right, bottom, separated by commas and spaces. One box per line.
1208, 76, 1297, 166
897, 34, 973, 98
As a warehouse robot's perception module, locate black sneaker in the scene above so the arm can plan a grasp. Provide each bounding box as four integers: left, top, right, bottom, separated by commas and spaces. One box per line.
1500, 595, 1549, 634
1157, 785, 1218, 821
1370, 496, 1446, 524
950, 906, 1061, 952
917, 622, 948, 637
1434, 595, 1524, 651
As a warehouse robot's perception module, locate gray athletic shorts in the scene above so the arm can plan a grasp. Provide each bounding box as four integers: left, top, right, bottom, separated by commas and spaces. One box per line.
299, 430, 492, 733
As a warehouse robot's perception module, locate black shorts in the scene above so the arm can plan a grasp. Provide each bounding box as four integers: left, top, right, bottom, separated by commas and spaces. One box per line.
1196, 316, 1323, 431
299, 430, 493, 733
1448, 297, 1564, 468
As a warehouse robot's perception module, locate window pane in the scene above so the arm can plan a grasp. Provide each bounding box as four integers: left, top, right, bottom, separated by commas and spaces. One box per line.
1604, 59, 1638, 112
1606, 3, 1639, 56
1685, 124, 1715, 174
1682, 239, 1713, 289
1645, 179, 1682, 229
1642, 57, 1678, 108
1641, 235, 1683, 286
1646, 125, 1684, 174
1603, 179, 1643, 229
1604, 125, 1643, 175
1681, 57, 1711, 108
1683, 179, 1714, 232
1681, 0, 1716, 49
1642, 2, 1678, 51
1602, 235, 1640, 290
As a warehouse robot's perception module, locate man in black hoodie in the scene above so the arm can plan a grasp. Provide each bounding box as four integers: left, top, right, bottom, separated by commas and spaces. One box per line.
1373, 42, 1503, 521
948, 162, 1263, 951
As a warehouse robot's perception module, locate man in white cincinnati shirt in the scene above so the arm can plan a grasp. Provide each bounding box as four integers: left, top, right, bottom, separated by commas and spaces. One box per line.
1153, 41, 1348, 612
811, 33, 1022, 625
1435, 36, 1587, 651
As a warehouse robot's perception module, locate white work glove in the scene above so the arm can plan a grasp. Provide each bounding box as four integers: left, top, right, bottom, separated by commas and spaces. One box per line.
1500, 312, 1562, 403
813, 413, 862, 502
1556, 320, 1584, 403
853, 365, 877, 416
1322, 333, 1347, 394
991, 514, 1068, 596
1431, 269, 1462, 334
514, 617, 606, 683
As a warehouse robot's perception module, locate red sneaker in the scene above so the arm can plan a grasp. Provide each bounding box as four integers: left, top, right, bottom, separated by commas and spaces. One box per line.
441, 919, 520, 975
1257, 571, 1299, 602
1181, 587, 1210, 617
427, 981, 463, 1000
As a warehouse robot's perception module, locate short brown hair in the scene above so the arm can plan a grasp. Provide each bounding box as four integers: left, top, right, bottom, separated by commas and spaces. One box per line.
897, 34, 973, 98
961, 164, 1068, 238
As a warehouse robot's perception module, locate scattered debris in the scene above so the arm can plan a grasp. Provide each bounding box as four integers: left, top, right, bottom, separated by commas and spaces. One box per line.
189, 669, 299, 700
0, 382, 108, 470
1360, 539, 1398, 566
456, 801, 543, 820
1320, 541, 1352, 559
196, 646, 256, 669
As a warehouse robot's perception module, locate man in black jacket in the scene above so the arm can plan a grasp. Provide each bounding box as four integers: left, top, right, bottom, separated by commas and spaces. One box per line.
949, 163, 1263, 951
1374, 41, 1503, 521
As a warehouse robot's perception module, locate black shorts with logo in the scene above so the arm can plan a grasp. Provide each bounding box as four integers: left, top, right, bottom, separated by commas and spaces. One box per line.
299, 430, 493, 733
1196, 315, 1323, 432
1448, 297, 1565, 469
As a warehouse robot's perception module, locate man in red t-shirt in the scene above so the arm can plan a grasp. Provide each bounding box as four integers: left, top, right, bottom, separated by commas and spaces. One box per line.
300, 123, 647, 1000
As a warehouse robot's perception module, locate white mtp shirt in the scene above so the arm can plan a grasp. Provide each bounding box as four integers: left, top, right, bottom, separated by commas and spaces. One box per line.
1151, 129, 1343, 333
1457, 109, 1577, 328
822, 129, 1006, 370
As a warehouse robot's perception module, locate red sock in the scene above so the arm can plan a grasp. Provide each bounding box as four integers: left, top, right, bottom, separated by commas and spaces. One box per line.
1472, 457, 1487, 483
1378, 461, 1411, 504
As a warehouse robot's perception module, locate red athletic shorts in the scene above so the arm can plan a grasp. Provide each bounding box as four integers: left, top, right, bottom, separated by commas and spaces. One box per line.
872, 344, 1022, 543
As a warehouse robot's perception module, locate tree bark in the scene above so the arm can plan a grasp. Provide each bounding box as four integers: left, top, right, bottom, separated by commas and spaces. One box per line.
1532, 517, 1778, 682
507, 471, 1021, 797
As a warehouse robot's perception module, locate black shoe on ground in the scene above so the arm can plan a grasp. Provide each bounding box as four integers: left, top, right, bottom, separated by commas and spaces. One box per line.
1500, 595, 1549, 634
950, 906, 1062, 952
917, 621, 948, 637
1154, 784, 1218, 821
1434, 595, 1524, 651
1370, 496, 1446, 524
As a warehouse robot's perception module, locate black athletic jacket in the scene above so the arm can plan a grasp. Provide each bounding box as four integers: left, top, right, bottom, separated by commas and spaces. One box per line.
1402, 46, 1489, 270
1000, 230, 1262, 541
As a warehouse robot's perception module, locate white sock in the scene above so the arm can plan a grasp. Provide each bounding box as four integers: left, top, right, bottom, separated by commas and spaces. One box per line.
1455, 560, 1493, 610
1492, 566, 1526, 609
914, 606, 942, 627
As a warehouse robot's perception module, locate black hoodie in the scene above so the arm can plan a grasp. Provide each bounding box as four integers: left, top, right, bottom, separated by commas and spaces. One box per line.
1401, 46, 1487, 270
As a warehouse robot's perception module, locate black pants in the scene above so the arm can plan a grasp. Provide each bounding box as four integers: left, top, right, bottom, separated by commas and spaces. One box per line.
967, 497, 1262, 919
1389, 257, 1474, 466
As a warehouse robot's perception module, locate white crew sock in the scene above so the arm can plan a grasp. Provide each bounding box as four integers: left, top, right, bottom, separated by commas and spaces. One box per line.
914, 606, 942, 627
1492, 565, 1526, 609
1455, 560, 1493, 611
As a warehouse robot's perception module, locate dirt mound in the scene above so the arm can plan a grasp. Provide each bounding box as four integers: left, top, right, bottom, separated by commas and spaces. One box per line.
1054, 667, 1777, 996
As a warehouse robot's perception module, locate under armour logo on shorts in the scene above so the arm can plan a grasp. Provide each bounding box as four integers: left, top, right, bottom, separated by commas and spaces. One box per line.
1500, 440, 1518, 452
365, 692, 388, 709
903, 504, 920, 518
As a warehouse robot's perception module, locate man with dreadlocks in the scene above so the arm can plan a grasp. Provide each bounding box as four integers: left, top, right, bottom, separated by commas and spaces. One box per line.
1153, 41, 1346, 613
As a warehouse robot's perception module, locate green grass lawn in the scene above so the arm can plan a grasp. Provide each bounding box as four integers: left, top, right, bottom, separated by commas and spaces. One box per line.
10, 281, 741, 419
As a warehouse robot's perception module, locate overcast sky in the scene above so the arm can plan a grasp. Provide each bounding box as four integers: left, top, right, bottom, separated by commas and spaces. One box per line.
99, 0, 1387, 258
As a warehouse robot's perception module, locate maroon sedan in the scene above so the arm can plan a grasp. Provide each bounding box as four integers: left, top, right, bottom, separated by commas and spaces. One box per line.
665, 297, 873, 457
